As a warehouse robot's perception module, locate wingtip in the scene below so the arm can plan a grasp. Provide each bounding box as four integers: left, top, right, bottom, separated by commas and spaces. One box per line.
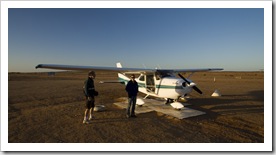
35, 64, 42, 69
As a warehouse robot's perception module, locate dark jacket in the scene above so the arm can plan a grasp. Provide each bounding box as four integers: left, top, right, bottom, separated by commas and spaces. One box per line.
84, 77, 95, 97
125, 80, 139, 97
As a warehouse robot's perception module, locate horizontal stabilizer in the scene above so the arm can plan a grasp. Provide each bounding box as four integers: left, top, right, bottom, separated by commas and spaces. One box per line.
99, 80, 124, 84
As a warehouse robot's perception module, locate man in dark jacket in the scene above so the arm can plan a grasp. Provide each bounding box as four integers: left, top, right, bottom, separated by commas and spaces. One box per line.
83, 71, 98, 124
125, 74, 139, 118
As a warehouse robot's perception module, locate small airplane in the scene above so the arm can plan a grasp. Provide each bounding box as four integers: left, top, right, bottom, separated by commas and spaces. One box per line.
36, 62, 223, 109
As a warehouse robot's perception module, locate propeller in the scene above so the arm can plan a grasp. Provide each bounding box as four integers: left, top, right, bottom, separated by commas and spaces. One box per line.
178, 73, 203, 94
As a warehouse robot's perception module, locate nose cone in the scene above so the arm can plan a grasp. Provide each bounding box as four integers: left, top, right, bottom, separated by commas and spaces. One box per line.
178, 79, 195, 88
188, 82, 196, 87
179, 80, 203, 95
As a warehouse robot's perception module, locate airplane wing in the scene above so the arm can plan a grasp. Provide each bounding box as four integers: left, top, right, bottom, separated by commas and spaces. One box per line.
35, 64, 155, 73
36, 64, 223, 73
169, 68, 224, 72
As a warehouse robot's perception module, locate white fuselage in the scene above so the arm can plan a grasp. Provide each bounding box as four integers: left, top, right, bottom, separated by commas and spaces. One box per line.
118, 72, 193, 100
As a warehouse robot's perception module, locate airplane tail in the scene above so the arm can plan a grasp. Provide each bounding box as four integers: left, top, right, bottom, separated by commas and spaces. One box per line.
116, 62, 122, 68
116, 62, 129, 85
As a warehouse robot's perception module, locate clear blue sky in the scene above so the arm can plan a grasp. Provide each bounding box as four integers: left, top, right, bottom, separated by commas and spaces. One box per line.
8, 8, 264, 72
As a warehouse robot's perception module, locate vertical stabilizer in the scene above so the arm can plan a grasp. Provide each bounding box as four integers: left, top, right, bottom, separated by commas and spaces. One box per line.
116, 62, 128, 85
116, 62, 122, 68
118, 73, 129, 85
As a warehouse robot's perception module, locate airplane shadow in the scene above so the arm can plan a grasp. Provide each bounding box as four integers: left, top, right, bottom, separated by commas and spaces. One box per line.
86, 112, 159, 124
86, 90, 264, 122
186, 90, 264, 120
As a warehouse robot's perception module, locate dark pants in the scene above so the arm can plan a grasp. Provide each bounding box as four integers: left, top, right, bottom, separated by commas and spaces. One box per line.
127, 96, 137, 116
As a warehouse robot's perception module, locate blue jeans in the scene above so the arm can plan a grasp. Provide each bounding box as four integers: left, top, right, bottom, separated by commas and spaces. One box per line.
127, 96, 137, 116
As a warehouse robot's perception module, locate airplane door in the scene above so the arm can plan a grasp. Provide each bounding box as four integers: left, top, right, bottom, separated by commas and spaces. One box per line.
145, 74, 155, 93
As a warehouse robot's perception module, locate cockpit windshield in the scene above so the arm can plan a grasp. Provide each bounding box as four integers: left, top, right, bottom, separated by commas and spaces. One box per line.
155, 71, 175, 79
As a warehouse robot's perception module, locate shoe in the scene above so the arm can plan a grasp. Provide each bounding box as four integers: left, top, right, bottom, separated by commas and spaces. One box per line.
83, 119, 91, 124
126, 115, 130, 118
88, 116, 95, 121
131, 115, 137, 118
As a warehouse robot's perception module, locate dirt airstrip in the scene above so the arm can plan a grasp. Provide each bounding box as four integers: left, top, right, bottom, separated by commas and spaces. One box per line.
8, 71, 264, 143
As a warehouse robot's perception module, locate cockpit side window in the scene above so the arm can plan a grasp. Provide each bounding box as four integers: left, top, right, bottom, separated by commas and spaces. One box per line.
155, 73, 161, 80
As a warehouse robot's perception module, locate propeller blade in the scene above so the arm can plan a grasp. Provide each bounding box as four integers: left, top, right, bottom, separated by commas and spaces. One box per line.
178, 73, 203, 94
193, 86, 203, 94
178, 73, 190, 84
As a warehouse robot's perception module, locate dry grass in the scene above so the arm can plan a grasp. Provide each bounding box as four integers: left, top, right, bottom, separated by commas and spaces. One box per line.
8, 71, 264, 143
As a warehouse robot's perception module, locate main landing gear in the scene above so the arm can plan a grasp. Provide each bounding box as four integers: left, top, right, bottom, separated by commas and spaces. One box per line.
165, 98, 175, 104
165, 98, 185, 110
